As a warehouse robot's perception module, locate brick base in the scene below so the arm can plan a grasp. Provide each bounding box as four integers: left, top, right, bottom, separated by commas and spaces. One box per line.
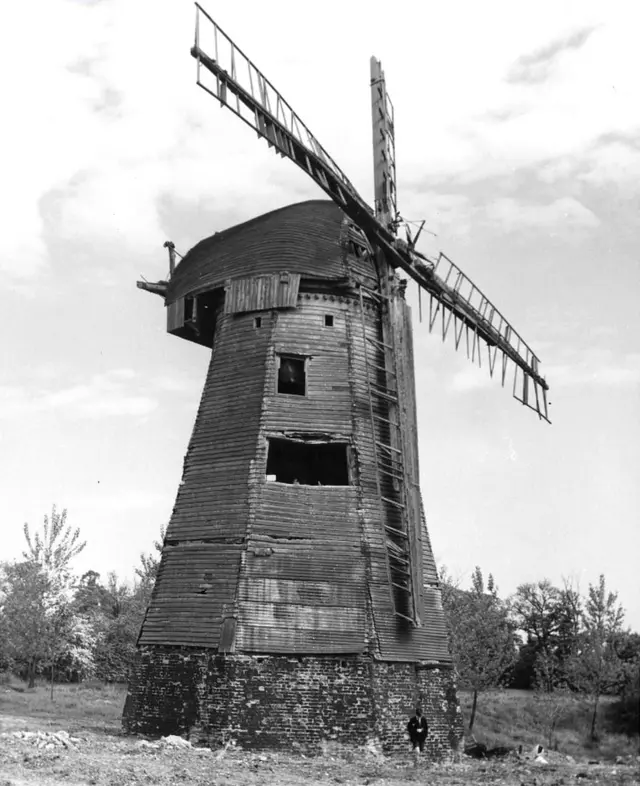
123, 648, 463, 758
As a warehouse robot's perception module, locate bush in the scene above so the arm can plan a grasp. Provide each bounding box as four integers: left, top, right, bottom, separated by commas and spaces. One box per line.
604, 690, 640, 740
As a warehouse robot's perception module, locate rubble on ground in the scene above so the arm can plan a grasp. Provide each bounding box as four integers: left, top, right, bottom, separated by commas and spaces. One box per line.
136, 734, 193, 750
1, 729, 81, 749
135, 734, 230, 754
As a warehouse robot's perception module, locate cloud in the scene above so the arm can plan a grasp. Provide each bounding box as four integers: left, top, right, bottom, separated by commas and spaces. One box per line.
151, 375, 199, 394
0, 2, 111, 280
0, 369, 158, 420
447, 337, 640, 398
404, 193, 599, 244
507, 27, 597, 85
450, 365, 494, 393
529, 131, 640, 192
547, 351, 640, 388
582, 132, 640, 188
412, 16, 638, 186
536, 156, 581, 185
3, 0, 638, 289
483, 197, 600, 233
399, 192, 475, 247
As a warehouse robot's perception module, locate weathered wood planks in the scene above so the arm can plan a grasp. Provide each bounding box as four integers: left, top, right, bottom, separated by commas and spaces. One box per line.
139, 200, 452, 665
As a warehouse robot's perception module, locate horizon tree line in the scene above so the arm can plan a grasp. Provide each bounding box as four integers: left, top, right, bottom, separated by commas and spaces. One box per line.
0, 505, 638, 744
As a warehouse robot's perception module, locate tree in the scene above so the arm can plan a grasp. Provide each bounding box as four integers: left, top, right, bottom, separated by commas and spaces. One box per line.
91, 572, 148, 682
40, 578, 93, 697
510, 579, 582, 691
23, 506, 85, 574
532, 683, 571, 751
1, 562, 50, 686
511, 580, 559, 690
442, 567, 519, 732
134, 525, 165, 603
73, 524, 165, 684
74, 570, 111, 616
567, 575, 626, 741
531, 648, 573, 750
0, 562, 11, 673
3, 506, 89, 692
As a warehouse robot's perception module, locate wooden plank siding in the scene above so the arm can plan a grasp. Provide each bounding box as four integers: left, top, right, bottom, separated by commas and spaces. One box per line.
138, 304, 272, 646
140, 200, 451, 664
165, 308, 272, 541
263, 297, 353, 434
237, 480, 366, 654
238, 296, 366, 652
224, 272, 301, 314
166, 201, 350, 304
139, 543, 242, 647
166, 297, 185, 332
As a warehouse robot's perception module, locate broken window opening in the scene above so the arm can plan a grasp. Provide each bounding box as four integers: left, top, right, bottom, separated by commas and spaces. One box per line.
254, 316, 262, 328
324, 314, 334, 327
277, 354, 306, 396
266, 438, 350, 486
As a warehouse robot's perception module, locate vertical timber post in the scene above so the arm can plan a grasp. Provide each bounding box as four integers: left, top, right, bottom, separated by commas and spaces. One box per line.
370, 58, 422, 625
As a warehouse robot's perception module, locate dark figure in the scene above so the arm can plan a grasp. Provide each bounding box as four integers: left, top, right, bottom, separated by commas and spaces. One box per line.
407, 708, 428, 757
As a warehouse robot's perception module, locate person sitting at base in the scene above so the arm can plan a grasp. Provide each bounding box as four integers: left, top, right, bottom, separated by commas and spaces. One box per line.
407, 707, 428, 759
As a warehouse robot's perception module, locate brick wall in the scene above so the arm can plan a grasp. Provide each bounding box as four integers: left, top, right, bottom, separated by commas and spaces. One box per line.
123, 648, 463, 758
370, 661, 465, 758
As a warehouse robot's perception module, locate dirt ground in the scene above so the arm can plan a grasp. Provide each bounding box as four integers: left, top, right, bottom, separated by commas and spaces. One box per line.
1, 713, 639, 786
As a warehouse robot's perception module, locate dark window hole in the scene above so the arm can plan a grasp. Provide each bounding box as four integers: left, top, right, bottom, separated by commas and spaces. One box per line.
324, 314, 334, 327
254, 316, 262, 328
277, 355, 306, 396
266, 438, 349, 486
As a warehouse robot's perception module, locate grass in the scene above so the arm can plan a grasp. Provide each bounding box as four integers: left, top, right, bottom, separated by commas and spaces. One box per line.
0, 674, 126, 735
458, 688, 640, 762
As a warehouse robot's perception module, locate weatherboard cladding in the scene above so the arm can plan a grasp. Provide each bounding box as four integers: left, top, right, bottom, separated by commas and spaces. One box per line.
166, 201, 357, 304
139, 200, 450, 663
224, 272, 301, 314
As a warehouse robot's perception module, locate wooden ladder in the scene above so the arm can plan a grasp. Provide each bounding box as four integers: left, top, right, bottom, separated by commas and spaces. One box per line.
358, 284, 416, 625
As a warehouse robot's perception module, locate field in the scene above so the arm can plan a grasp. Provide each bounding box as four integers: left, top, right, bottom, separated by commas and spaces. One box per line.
1, 678, 638, 786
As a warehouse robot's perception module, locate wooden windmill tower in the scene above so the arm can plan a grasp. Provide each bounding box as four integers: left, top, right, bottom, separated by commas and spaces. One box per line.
124, 5, 550, 755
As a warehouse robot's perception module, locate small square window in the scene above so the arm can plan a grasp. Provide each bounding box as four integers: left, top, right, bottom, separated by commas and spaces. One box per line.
277, 355, 306, 396
324, 314, 334, 327
254, 317, 262, 328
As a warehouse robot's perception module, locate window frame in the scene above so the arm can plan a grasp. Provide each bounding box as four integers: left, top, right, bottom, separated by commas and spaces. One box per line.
265, 435, 353, 487
275, 353, 308, 397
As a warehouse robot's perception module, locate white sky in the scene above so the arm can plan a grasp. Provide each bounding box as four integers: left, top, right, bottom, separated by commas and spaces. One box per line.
1, 0, 638, 629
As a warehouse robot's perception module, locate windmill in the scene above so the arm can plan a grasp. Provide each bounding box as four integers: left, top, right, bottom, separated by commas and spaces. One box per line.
125, 5, 549, 754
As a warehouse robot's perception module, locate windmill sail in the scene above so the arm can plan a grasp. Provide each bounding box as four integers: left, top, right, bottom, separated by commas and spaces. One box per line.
191, 3, 549, 422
